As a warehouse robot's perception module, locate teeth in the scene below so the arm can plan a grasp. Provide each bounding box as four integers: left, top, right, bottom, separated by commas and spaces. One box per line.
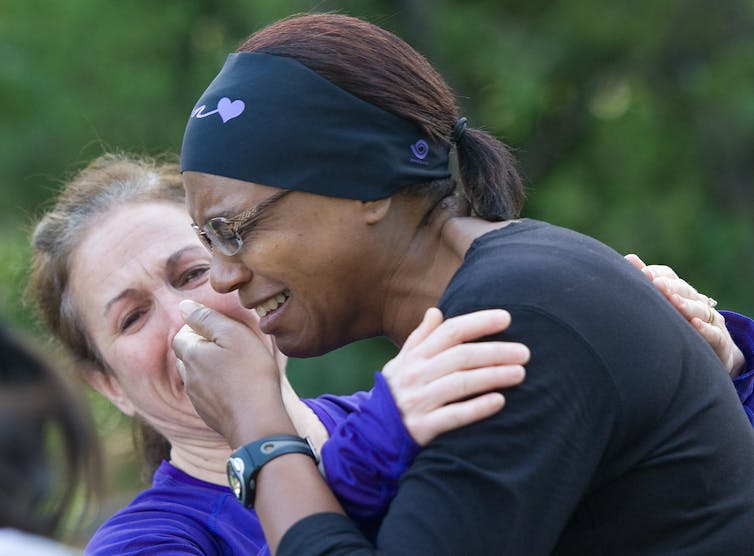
255, 291, 289, 317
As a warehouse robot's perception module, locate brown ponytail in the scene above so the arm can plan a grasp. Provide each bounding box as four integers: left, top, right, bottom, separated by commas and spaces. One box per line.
455, 128, 525, 220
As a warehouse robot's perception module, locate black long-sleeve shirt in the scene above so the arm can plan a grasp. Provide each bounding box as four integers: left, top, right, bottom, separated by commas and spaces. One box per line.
280, 219, 754, 555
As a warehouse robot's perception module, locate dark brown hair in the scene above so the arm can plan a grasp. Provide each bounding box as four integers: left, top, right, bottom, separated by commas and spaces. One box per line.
0, 323, 101, 538
27, 153, 180, 478
237, 13, 525, 220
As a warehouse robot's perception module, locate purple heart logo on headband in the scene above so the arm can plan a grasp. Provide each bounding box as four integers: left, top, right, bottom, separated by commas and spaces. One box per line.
217, 97, 245, 123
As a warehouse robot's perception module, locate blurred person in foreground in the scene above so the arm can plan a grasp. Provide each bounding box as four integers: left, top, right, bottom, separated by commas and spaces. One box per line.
0, 322, 100, 555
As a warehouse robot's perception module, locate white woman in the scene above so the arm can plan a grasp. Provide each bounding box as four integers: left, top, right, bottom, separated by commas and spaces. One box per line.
28, 153, 530, 555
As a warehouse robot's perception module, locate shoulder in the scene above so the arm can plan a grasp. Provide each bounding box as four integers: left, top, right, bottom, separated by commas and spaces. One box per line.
85, 492, 215, 555
86, 465, 223, 554
440, 219, 646, 324
86, 463, 265, 555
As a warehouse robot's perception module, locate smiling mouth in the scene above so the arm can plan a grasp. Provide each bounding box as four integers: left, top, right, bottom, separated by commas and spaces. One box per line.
255, 290, 290, 317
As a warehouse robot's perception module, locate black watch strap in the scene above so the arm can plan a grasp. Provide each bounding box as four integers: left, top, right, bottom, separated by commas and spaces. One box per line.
228, 434, 318, 508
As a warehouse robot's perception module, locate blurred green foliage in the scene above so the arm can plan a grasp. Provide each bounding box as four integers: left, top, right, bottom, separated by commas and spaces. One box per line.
2, 0, 752, 544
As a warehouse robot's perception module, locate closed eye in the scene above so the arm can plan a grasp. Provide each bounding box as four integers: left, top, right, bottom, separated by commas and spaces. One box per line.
120, 308, 147, 332
176, 265, 210, 289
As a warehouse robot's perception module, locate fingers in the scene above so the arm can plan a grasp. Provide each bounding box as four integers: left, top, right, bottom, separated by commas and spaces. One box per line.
624, 255, 683, 285
643, 264, 679, 281
420, 341, 530, 383
413, 309, 512, 358
402, 308, 444, 351
173, 322, 209, 363
178, 299, 253, 350
408, 393, 505, 446
624, 253, 646, 271
669, 293, 721, 326
394, 361, 525, 446
419, 364, 525, 408
691, 317, 726, 351
178, 299, 223, 342
653, 276, 701, 303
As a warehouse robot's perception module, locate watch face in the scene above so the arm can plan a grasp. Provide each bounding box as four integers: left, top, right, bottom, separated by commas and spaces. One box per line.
227, 457, 245, 500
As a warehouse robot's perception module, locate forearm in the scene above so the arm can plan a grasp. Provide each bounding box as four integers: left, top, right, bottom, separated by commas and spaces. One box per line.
255, 453, 345, 554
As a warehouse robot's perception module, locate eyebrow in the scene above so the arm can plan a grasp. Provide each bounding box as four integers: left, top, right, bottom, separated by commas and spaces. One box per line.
104, 288, 138, 317
232, 189, 291, 233
166, 245, 205, 269
103, 246, 206, 316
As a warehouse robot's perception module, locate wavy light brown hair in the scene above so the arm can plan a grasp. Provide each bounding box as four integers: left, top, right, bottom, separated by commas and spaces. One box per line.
27, 153, 183, 478
0, 323, 101, 537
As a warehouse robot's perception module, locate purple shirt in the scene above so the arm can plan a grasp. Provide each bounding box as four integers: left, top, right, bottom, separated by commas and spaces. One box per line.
85, 372, 418, 555
725, 311, 754, 425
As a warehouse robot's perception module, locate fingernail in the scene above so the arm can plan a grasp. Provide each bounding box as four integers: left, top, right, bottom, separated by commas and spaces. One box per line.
176, 359, 186, 383
180, 299, 201, 318
515, 344, 531, 362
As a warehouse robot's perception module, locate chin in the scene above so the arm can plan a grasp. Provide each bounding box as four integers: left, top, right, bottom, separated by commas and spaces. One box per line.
275, 332, 351, 359
275, 335, 326, 359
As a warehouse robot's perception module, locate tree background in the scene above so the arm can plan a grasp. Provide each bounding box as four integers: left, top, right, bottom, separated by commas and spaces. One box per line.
1, 0, 752, 545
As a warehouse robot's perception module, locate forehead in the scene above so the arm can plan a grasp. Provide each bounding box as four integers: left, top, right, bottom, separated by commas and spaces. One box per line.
69, 202, 199, 301
183, 172, 280, 223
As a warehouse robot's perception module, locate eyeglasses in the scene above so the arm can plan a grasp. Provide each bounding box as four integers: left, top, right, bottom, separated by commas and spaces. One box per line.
192, 189, 291, 256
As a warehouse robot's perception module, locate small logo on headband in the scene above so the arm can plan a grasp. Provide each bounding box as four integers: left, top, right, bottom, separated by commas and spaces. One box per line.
190, 97, 246, 123
410, 139, 429, 160
409, 139, 430, 166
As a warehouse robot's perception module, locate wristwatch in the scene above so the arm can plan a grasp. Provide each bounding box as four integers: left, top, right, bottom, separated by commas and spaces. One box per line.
227, 434, 318, 508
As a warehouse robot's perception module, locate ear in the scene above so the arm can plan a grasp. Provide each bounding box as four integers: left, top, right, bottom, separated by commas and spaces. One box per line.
81, 363, 136, 417
361, 197, 392, 225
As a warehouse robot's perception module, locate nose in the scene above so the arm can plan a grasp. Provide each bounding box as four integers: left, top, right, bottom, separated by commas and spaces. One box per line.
210, 253, 252, 294
161, 289, 190, 351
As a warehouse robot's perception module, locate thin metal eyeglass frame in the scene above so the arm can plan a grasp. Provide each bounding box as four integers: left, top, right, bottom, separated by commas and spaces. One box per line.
192, 189, 292, 256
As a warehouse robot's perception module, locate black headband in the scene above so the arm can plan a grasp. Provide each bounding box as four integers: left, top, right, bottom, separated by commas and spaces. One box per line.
180, 52, 451, 200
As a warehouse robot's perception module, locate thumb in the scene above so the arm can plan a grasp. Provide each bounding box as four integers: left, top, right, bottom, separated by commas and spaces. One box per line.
179, 300, 224, 342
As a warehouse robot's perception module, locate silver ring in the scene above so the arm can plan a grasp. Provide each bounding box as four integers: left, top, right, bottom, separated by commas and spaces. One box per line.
707, 297, 717, 308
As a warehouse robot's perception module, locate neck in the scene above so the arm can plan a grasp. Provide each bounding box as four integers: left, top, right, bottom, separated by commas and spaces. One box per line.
381, 210, 466, 347
381, 208, 515, 346
281, 378, 329, 452
165, 375, 327, 486
169, 436, 232, 486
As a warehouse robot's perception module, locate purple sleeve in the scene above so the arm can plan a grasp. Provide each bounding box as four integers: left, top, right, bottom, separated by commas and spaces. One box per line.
304, 372, 420, 538
723, 311, 754, 427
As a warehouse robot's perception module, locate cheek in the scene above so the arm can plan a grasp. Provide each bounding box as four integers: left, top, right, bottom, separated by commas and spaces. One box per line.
108, 337, 163, 386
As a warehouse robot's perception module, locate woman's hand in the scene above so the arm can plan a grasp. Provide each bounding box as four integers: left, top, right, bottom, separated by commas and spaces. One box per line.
382, 308, 529, 446
625, 254, 745, 377
173, 300, 291, 447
